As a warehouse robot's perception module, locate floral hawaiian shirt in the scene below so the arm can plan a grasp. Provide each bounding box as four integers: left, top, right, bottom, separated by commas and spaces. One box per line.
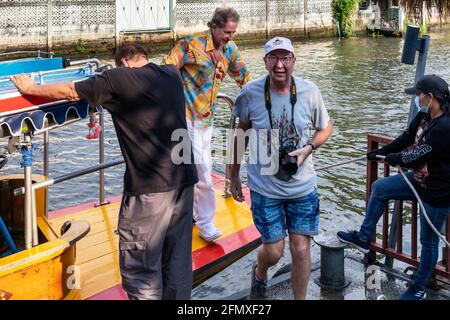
162, 31, 251, 128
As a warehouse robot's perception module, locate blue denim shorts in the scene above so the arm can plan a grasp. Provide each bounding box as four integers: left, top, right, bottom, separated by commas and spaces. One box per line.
250, 189, 320, 243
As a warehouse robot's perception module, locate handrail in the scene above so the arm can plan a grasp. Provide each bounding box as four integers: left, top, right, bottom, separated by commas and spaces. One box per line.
65, 58, 101, 70
217, 94, 234, 111
0, 64, 93, 83
13, 158, 125, 197
0, 50, 54, 58
217, 94, 236, 197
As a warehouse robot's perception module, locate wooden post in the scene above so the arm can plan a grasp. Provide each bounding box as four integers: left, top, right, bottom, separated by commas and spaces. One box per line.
304, 0, 308, 37
47, 0, 53, 51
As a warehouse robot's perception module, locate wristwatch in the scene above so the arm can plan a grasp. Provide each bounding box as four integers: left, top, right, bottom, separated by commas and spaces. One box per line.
306, 142, 316, 151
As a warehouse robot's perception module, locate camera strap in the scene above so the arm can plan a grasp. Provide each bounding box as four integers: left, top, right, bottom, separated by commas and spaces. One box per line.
264, 75, 298, 134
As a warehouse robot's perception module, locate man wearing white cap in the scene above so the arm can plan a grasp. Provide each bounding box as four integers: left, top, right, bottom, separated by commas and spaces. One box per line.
230, 37, 333, 299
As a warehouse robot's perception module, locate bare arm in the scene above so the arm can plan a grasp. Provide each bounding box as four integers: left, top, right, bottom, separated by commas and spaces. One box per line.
310, 120, 333, 150
10, 74, 80, 101
230, 120, 251, 173
229, 120, 251, 201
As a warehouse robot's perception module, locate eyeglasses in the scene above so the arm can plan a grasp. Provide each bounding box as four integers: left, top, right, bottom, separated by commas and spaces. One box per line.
266, 55, 294, 65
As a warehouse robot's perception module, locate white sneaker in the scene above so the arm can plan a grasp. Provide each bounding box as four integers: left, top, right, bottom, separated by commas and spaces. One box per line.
198, 226, 223, 242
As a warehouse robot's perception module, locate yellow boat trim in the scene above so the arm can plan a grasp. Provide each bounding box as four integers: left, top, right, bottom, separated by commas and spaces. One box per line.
0, 239, 69, 276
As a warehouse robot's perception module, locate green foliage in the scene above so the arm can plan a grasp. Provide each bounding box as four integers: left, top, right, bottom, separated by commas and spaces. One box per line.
419, 22, 427, 36
75, 39, 85, 53
332, 0, 359, 38
402, 19, 428, 36
402, 18, 411, 34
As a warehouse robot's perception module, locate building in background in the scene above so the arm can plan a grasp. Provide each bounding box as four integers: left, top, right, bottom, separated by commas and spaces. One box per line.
0, 0, 447, 53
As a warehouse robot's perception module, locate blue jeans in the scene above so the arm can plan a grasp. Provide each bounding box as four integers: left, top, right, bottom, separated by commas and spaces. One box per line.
250, 189, 320, 243
358, 172, 450, 289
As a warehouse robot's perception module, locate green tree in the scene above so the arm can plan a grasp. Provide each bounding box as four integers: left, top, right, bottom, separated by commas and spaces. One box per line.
75, 39, 85, 53
332, 0, 359, 38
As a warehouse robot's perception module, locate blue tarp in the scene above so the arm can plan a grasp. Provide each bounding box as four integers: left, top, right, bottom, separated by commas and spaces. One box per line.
0, 57, 64, 77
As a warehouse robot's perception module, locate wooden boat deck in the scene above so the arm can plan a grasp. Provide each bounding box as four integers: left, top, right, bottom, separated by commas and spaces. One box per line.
44, 173, 259, 299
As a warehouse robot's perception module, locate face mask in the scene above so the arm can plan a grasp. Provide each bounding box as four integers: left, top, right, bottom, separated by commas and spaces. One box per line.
415, 96, 429, 113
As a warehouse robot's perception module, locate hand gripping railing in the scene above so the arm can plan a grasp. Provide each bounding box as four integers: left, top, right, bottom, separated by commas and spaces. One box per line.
0, 64, 96, 84
216, 94, 236, 197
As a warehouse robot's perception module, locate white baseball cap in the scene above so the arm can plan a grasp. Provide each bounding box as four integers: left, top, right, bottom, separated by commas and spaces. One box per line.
264, 37, 295, 56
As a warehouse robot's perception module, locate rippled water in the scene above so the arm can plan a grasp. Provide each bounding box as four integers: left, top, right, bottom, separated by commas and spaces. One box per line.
2, 29, 450, 298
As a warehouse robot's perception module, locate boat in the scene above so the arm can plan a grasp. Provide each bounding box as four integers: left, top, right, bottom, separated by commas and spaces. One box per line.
0, 51, 62, 77
360, 3, 404, 37
0, 55, 260, 300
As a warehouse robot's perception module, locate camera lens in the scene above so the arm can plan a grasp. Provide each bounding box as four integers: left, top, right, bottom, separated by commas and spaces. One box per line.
282, 156, 298, 173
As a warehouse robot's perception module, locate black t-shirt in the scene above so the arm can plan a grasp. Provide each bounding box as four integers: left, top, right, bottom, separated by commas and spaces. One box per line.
74, 63, 198, 195
382, 111, 450, 207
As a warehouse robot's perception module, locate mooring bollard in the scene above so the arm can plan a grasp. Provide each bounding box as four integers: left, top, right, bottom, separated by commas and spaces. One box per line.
313, 232, 350, 290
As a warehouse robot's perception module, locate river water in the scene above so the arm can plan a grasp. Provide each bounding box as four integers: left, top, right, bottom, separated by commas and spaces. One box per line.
2, 29, 450, 299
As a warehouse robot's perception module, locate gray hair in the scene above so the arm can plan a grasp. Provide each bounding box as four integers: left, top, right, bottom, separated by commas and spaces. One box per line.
207, 7, 240, 28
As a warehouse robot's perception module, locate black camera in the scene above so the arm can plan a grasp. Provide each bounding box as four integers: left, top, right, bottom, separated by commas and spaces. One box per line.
275, 145, 298, 181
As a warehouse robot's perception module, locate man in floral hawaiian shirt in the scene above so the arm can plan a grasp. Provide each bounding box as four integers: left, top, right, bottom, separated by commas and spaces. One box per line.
163, 6, 251, 242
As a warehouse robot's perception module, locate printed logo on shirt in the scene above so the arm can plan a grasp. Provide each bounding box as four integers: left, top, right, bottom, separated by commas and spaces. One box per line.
401, 144, 432, 164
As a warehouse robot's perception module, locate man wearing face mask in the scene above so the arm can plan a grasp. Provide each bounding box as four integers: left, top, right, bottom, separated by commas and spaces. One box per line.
163, 7, 251, 242
338, 74, 450, 300
230, 37, 333, 300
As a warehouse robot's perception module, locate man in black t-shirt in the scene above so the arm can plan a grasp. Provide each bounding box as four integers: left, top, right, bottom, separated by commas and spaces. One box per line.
11, 44, 198, 300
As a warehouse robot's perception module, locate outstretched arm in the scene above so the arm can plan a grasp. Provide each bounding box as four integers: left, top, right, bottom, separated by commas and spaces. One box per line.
385, 126, 448, 168
10, 74, 80, 101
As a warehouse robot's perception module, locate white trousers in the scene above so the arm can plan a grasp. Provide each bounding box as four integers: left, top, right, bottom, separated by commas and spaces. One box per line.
187, 121, 217, 232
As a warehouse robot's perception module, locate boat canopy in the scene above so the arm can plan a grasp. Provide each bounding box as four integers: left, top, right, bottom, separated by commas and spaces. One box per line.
0, 67, 99, 138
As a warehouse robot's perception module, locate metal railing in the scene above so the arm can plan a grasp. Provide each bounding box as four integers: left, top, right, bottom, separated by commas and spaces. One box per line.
12, 93, 236, 248
217, 94, 237, 197
366, 134, 450, 279
0, 63, 96, 83
0, 50, 54, 59
65, 58, 101, 70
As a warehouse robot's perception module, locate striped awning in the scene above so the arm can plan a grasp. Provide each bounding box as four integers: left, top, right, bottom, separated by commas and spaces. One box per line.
0, 68, 97, 137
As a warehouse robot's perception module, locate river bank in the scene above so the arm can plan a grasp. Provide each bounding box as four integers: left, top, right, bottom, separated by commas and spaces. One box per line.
2, 0, 450, 55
